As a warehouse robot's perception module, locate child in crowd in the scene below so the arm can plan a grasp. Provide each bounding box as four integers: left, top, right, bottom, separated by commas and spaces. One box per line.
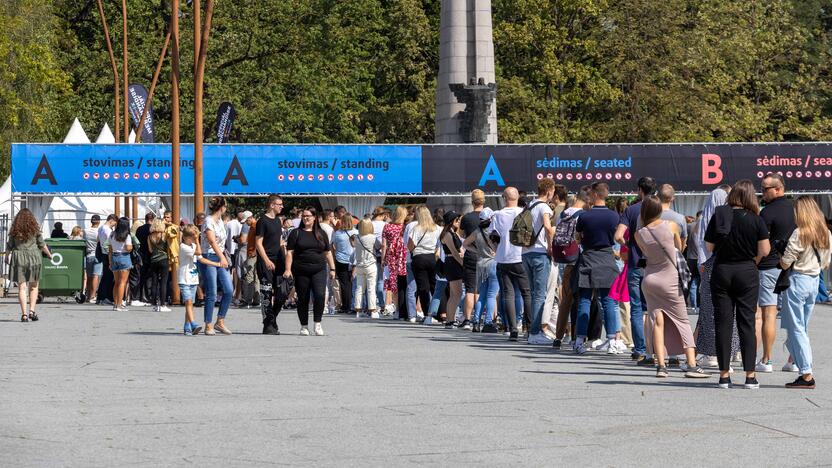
179, 225, 222, 335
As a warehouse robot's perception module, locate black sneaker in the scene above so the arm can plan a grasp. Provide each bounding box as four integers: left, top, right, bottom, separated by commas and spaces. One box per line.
194, 300, 204, 307
631, 351, 643, 361
785, 376, 816, 389
472, 323, 481, 333
637, 356, 656, 367
718, 376, 732, 389
509, 331, 518, 341
262, 321, 279, 335
744, 377, 760, 389
481, 323, 499, 333
552, 339, 562, 349
461, 320, 473, 330
444, 321, 455, 329
667, 357, 681, 368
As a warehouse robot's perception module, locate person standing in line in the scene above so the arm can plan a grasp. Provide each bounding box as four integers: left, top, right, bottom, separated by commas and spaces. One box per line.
407, 206, 441, 324
779, 197, 832, 389
354, 218, 381, 318
464, 207, 500, 333
540, 185, 568, 340
50, 222, 68, 239
523, 178, 556, 345
553, 187, 590, 348
686, 211, 703, 313
8, 208, 51, 322
608, 197, 633, 348
402, 208, 420, 322
615, 177, 656, 361
109, 217, 133, 312
84, 215, 103, 303
657, 184, 688, 251
225, 208, 244, 306
134, 212, 155, 307
199, 197, 234, 335
69, 226, 83, 240
382, 206, 408, 318
178, 225, 221, 336
234, 211, 253, 306
284, 208, 337, 336
635, 196, 709, 378
147, 219, 171, 312
371, 207, 388, 312
705, 180, 771, 389
440, 211, 465, 328
460, 190, 486, 329
490, 187, 531, 341
574, 183, 624, 354
332, 214, 357, 314
255, 195, 286, 334
755, 173, 796, 373
96, 214, 118, 306
318, 209, 337, 314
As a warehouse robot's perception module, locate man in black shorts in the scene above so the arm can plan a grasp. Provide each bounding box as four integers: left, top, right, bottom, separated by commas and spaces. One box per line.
460, 189, 485, 330
256, 194, 287, 334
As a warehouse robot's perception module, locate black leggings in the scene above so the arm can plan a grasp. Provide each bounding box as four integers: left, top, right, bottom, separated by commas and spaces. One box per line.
711, 261, 758, 372
150, 260, 169, 307
497, 262, 532, 331
411, 254, 436, 313
335, 261, 352, 313
396, 274, 408, 320
293, 263, 327, 326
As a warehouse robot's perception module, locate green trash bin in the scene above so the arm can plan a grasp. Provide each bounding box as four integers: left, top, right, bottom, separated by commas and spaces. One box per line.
39, 239, 86, 303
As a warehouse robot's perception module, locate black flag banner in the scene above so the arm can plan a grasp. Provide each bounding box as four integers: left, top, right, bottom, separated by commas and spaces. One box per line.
215, 102, 237, 143
127, 83, 156, 143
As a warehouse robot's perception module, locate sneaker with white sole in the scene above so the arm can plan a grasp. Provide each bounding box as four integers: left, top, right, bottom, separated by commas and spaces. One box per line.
408, 317, 417, 323
574, 337, 588, 355
158, 306, 171, 312
383, 304, 396, 316
703, 356, 719, 368
614, 339, 629, 353
590, 339, 604, 350
130, 300, 147, 307
300, 326, 310, 336
528, 333, 553, 345
314, 323, 324, 336
755, 360, 773, 373
370, 311, 380, 319
782, 362, 799, 372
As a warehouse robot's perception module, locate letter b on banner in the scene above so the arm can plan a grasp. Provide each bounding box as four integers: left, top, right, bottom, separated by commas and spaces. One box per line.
702, 153, 723, 184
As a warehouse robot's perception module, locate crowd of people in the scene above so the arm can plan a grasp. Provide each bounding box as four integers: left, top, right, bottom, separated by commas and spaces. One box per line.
6, 173, 832, 389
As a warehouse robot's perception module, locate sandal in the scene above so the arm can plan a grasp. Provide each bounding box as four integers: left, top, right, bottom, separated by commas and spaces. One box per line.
28, 311, 38, 322
21, 313, 28, 322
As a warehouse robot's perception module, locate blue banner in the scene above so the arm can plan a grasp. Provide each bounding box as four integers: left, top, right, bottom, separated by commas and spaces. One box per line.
11, 144, 422, 195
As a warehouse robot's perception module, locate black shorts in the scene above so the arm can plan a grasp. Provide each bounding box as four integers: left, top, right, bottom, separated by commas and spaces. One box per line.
463, 255, 478, 292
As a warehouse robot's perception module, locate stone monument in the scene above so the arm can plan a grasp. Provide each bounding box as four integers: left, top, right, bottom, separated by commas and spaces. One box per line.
435, 0, 498, 144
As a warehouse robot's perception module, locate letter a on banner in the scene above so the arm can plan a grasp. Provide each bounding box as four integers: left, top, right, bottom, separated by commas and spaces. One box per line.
478, 155, 505, 187
701, 153, 723, 184
222, 155, 249, 186
31, 155, 57, 185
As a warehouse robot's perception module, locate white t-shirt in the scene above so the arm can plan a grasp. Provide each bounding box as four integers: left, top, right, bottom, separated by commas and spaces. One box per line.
320, 223, 334, 243
201, 216, 227, 255
403, 221, 417, 261
108, 232, 132, 253
491, 206, 523, 264
410, 225, 441, 256
522, 200, 554, 255
178, 242, 200, 285
98, 224, 113, 252
372, 220, 386, 241
225, 219, 242, 255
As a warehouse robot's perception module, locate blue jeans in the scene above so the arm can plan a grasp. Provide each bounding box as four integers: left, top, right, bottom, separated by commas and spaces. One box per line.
376, 261, 385, 310
817, 270, 829, 303
406, 261, 417, 319
198, 253, 233, 323
474, 262, 498, 325
522, 252, 551, 335
428, 277, 448, 317
627, 267, 647, 354
782, 272, 819, 375
577, 288, 618, 339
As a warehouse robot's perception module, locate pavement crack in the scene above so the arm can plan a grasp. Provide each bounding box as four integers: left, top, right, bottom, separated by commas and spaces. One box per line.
806, 397, 821, 408
736, 418, 800, 438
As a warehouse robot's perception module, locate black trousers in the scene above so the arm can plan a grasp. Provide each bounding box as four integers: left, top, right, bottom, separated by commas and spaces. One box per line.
711, 261, 758, 372
335, 261, 352, 313
293, 263, 327, 326
97, 256, 114, 302
396, 274, 408, 319
411, 254, 436, 313
497, 262, 532, 331
257, 256, 287, 325
150, 260, 169, 307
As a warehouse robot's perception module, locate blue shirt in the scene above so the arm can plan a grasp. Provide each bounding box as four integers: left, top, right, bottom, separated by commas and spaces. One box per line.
620, 201, 643, 268
332, 229, 357, 264
576, 206, 619, 249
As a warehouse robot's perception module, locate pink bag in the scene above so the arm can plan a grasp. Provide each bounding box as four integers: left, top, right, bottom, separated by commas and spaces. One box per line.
608, 264, 629, 303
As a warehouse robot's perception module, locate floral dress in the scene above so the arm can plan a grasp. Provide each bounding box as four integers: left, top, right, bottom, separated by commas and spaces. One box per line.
382, 222, 406, 291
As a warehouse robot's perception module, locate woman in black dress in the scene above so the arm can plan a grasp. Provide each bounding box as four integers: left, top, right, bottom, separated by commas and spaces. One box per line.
440, 211, 465, 328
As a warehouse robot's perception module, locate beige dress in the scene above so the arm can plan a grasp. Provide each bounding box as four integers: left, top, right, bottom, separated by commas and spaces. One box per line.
635, 222, 695, 355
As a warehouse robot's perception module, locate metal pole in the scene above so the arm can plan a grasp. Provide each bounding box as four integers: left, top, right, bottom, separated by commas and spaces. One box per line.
193, 0, 214, 215
96, 0, 121, 216
135, 31, 171, 143
171, 0, 181, 225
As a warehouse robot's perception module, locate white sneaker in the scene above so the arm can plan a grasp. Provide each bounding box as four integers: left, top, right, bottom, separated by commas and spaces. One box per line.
755, 360, 774, 373
383, 304, 396, 316
574, 337, 588, 355
704, 356, 719, 368
416, 311, 425, 319
408, 317, 417, 323
158, 306, 171, 312
130, 300, 147, 307
300, 326, 310, 336
614, 339, 629, 353
314, 323, 324, 336
782, 362, 799, 372
528, 333, 553, 345
597, 339, 612, 352
590, 339, 605, 350
370, 311, 380, 319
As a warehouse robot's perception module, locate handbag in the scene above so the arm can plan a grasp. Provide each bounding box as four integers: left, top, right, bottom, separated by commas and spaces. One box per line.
645, 226, 691, 297
775, 248, 822, 294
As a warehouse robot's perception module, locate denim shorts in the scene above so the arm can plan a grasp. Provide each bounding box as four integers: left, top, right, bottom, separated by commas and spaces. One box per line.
111, 253, 133, 271
758, 268, 780, 307
179, 284, 197, 303
85, 255, 103, 276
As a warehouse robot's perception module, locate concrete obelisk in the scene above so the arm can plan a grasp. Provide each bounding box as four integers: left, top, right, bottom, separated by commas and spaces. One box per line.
435, 0, 497, 144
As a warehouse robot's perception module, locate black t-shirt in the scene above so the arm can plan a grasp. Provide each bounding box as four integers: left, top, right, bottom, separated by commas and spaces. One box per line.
255, 214, 283, 259
136, 224, 152, 258
705, 207, 769, 264
287, 228, 329, 268
758, 197, 796, 270
460, 211, 481, 263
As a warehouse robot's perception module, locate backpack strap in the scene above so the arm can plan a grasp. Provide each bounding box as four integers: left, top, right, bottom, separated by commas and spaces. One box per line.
527, 201, 547, 244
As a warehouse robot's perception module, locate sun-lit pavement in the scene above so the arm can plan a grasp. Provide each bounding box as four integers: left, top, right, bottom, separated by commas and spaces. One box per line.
1, 297, 831, 467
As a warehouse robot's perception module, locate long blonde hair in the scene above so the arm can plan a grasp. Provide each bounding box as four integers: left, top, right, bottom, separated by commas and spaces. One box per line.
149, 219, 166, 251
794, 196, 830, 250
414, 205, 435, 232
392, 205, 407, 224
